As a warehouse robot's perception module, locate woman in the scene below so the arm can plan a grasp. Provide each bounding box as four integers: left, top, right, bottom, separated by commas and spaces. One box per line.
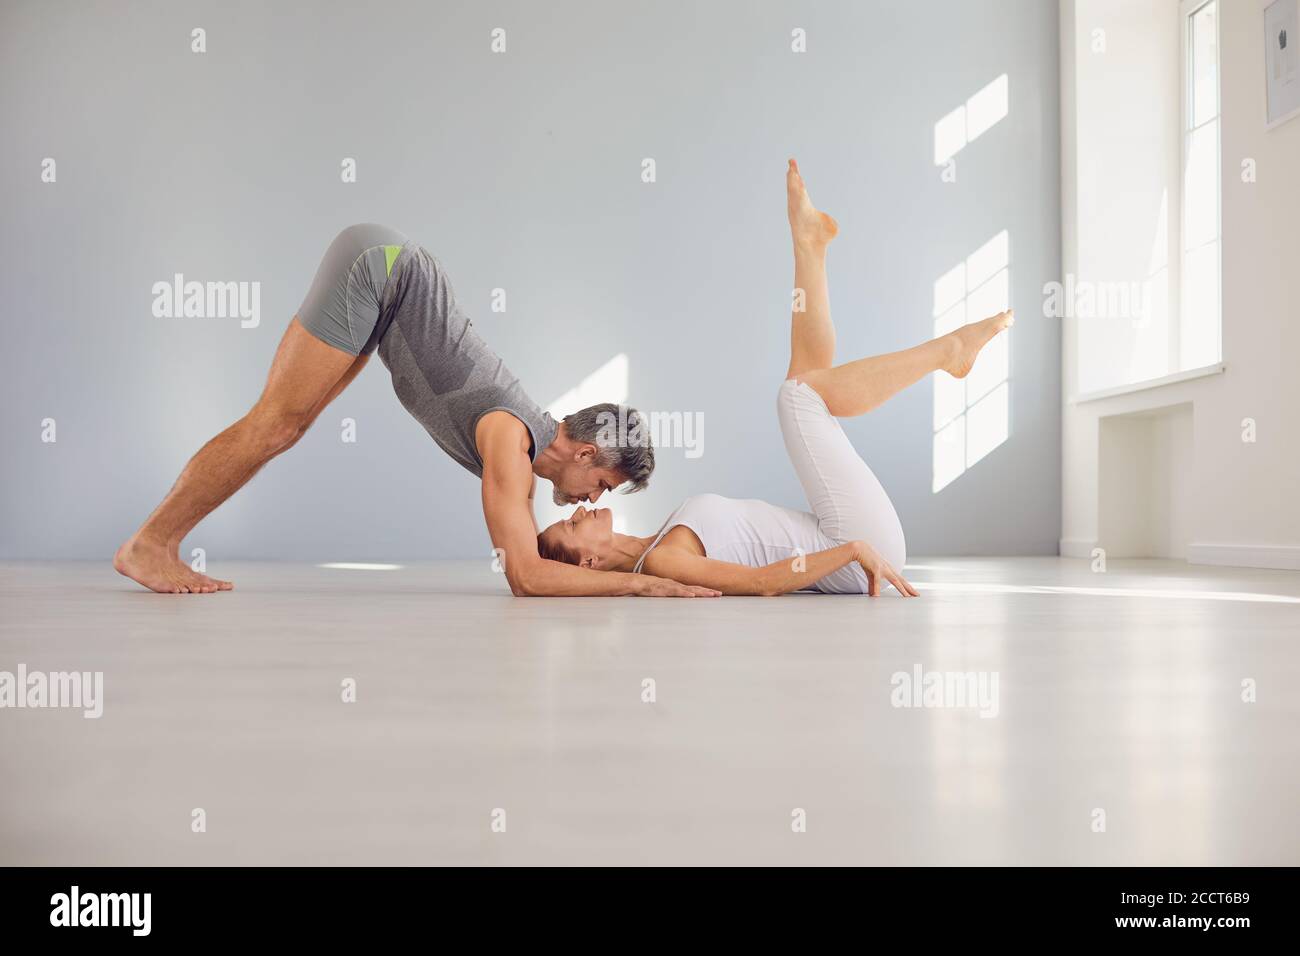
538, 160, 1012, 597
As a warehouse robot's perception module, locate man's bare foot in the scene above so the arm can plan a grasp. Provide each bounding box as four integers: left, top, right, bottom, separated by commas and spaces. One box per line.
787, 158, 838, 248
113, 534, 233, 594
942, 310, 1014, 379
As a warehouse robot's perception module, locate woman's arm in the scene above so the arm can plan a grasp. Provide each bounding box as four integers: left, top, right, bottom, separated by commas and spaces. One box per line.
642, 541, 917, 597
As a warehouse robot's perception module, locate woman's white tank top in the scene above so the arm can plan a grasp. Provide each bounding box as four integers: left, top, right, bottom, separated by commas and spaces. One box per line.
632, 494, 868, 593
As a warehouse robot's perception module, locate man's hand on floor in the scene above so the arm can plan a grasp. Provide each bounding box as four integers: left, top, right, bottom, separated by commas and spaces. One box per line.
635, 576, 722, 598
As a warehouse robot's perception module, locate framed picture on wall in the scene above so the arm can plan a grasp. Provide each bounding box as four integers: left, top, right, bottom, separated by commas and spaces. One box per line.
1264, 0, 1300, 127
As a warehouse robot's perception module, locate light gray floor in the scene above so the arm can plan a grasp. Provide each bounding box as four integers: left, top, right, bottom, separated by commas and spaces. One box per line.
1, 557, 1297, 866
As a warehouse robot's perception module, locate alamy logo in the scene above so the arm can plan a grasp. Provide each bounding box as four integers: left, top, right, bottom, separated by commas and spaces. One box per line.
151, 274, 260, 328
890, 664, 999, 718
50, 886, 150, 936
0, 664, 103, 718
594, 407, 705, 459
1041, 273, 1153, 323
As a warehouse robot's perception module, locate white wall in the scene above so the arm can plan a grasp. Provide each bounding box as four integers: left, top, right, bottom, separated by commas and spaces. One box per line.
1061, 0, 1300, 568
0, 0, 1063, 561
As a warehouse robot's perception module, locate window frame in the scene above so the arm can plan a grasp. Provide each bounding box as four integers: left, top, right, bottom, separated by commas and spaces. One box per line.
1178, 0, 1223, 371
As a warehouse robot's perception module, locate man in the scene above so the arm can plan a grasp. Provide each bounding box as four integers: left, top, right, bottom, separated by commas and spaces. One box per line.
114, 224, 718, 598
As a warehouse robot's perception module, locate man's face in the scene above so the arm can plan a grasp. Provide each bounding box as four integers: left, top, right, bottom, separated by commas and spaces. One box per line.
551, 460, 624, 506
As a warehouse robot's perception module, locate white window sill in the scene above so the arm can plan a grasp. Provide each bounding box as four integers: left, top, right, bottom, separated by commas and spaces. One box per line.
1069, 362, 1224, 405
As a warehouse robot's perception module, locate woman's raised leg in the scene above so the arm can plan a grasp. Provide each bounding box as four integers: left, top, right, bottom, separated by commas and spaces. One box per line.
786, 159, 840, 379
783, 158, 1012, 418
800, 313, 1012, 418
776, 160, 1009, 590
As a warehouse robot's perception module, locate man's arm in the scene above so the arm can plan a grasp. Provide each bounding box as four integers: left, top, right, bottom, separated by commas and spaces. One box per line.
526, 473, 539, 536
477, 412, 719, 597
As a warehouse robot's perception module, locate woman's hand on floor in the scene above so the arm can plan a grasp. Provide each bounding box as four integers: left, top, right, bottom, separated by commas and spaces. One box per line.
851, 541, 919, 597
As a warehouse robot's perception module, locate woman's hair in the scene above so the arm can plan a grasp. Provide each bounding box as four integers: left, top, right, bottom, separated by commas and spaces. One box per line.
537, 530, 579, 566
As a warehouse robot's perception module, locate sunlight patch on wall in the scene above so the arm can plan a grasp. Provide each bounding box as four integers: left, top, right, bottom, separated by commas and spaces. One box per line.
932, 231, 1011, 493
539, 353, 636, 536
546, 353, 629, 419
934, 74, 1009, 165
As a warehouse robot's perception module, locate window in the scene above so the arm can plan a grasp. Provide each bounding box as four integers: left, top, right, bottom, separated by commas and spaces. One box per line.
1180, 0, 1221, 371
1071, 0, 1224, 401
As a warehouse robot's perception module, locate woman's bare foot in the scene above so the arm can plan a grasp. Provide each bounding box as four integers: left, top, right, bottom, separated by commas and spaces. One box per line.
113, 533, 233, 594
942, 310, 1014, 379
787, 158, 838, 248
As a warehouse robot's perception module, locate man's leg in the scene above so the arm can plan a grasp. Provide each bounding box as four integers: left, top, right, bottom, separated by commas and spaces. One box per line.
114, 318, 364, 593
784, 159, 1011, 417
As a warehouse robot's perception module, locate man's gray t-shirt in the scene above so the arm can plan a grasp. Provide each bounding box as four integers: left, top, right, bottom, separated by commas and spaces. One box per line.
375, 243, 558, 476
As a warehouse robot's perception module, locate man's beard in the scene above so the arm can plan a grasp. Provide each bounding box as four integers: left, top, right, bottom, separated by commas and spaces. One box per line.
552, 487, 572, 506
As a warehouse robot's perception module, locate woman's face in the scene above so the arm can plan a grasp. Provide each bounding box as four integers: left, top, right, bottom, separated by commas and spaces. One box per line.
540, 506, 617, 568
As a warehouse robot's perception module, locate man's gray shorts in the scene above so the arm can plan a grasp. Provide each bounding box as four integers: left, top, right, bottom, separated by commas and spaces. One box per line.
297, 223, 411, 355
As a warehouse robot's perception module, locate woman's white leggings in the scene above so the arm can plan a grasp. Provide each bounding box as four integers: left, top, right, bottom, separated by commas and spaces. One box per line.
776, 378, 907, 573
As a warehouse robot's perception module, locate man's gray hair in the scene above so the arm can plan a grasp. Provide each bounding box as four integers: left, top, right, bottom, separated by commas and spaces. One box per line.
562, 403, 655, 492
